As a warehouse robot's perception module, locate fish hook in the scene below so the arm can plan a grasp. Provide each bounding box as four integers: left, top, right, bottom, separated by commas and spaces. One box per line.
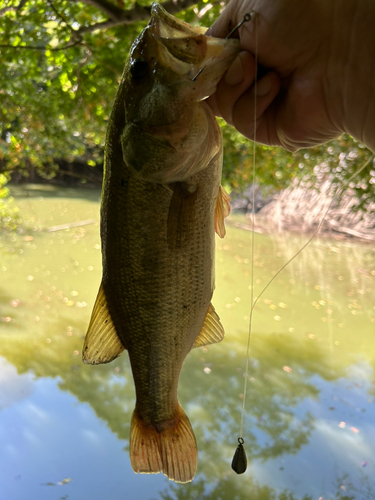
226, 11, 254, 39
191, 11, 254, 82
192, 67, 205, 82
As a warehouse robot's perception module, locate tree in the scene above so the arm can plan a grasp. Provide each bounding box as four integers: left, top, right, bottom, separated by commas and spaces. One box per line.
0, 0, 374, 209
0, 0, 229, 177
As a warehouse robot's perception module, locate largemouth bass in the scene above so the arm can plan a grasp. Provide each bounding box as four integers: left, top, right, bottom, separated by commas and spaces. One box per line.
82, 3, 240, 483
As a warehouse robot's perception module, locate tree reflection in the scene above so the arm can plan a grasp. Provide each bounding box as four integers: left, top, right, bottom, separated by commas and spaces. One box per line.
1, 214, 375, 493
154, 470, 374, 500
0, 300, 349, 473
157, 476, 313, 500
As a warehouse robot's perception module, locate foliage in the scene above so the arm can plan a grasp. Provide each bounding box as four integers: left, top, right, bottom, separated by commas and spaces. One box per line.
0, 0, 225, 178
0, 0, 374, 209
0, 173, 20, 230
0, 0, 138, 177
222, 123, 375, 213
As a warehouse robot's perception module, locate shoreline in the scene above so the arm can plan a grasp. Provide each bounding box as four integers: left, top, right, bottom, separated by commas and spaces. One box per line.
227, 213, 375, 244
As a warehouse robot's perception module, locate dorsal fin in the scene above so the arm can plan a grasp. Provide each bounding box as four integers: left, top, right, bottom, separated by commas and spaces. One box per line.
82, 282, 125, 364
193, 303, 225, 348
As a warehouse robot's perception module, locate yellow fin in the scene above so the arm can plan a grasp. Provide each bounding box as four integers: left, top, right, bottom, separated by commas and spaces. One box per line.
82, 282, 125, 364
193, 303, 225, 348
130, 405, 197, 484
214, 185, 231, 238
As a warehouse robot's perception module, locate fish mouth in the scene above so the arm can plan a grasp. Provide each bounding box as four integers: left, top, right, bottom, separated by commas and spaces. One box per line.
149, 3, 241, 98
150, 2, 207, 38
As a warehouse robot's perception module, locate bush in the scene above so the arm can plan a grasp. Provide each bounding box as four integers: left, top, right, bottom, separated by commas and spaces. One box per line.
0, 174, 19, 231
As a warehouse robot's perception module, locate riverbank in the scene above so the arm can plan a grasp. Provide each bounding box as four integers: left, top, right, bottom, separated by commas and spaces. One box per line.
231, 179, 375, 243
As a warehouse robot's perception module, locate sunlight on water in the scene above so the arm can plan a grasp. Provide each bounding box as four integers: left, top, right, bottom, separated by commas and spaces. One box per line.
1, 185, 375, 500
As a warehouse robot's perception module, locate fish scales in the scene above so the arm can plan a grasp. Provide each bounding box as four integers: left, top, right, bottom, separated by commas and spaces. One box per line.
105, 162, 217, 422
82, 3, 240, 483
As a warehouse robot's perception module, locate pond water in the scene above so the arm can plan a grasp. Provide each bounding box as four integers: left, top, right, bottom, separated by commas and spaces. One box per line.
1, 185, 375, 500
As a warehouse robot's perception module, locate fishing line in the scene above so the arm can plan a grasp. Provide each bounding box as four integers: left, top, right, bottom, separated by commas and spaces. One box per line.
232, 152, 374, 472
231, 9, 258, 475
231, 8, 375, 470
251, 155, 375, 304
247, 153, 374, 310
192, 13, 253, 82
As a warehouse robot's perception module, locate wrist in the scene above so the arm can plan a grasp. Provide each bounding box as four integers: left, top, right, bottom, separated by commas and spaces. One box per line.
327, 0, 375, 152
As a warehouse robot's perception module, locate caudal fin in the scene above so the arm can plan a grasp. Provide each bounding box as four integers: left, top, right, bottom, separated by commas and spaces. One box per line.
130, 405, 197, 483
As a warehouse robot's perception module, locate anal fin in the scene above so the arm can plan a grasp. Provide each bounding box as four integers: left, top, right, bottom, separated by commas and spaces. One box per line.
82, 281, 125, 364
215, 185, 231, 238
193, 302, 225, 348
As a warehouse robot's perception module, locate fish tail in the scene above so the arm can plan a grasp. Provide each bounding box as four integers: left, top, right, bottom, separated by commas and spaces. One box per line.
130, 405, 197, 483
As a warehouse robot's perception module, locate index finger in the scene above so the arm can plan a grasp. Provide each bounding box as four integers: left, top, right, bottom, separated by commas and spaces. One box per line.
205, 2, 236, 38
205, 0, 255, 39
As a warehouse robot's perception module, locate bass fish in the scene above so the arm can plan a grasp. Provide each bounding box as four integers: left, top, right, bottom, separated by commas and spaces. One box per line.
82, 3, 240, 483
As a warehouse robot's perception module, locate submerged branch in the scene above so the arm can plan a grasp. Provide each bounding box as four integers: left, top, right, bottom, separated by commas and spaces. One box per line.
326, 220, 375, 241
46, 219, 96, 232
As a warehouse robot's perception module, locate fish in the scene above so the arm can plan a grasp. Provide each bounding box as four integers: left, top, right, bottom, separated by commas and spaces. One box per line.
82, 3, 240, 483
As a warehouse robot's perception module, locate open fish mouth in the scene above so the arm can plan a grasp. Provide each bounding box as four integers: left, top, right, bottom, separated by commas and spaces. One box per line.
150, 2, 207, 38
149, 3, 241, 97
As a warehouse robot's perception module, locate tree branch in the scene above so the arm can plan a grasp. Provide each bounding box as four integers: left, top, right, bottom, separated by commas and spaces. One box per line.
47, 0, 74, 30
1, 0, 199, 48
70, 0, 126, 21
75, 0, 198, 35
0, 38, 83, 51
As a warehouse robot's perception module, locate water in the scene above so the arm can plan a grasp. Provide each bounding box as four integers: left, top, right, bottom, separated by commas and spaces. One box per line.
1, 185, 375, 500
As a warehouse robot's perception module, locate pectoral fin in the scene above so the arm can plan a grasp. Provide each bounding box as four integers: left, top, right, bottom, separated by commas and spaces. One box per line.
82, 282, 125, 364
167, 182, 198, 249
193, 303, 225, 348
215, 185, 231, 238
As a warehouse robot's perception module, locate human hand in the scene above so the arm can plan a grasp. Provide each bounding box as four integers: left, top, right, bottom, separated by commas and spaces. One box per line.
207, 0, 375, 152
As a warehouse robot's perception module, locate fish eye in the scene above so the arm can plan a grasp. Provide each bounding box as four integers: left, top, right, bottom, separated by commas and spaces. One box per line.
130, 58, 149, 80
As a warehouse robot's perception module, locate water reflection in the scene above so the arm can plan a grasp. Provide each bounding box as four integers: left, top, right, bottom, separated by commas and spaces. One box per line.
156, 471, 374, 500
1, 186, 375, 499
0, 312, 319, 459
0, 357, 34, 410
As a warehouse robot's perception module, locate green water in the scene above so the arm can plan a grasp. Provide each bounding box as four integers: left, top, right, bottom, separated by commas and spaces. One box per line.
1, 185, 375, 500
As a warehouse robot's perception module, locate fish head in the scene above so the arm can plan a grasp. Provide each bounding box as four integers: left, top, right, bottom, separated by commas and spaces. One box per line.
125, 3, 241, 103
120, 3, 241, 183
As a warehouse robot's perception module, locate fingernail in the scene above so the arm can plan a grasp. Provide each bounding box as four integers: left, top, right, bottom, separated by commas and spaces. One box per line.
225, 56, 244, 86
256, 75, 272, 96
